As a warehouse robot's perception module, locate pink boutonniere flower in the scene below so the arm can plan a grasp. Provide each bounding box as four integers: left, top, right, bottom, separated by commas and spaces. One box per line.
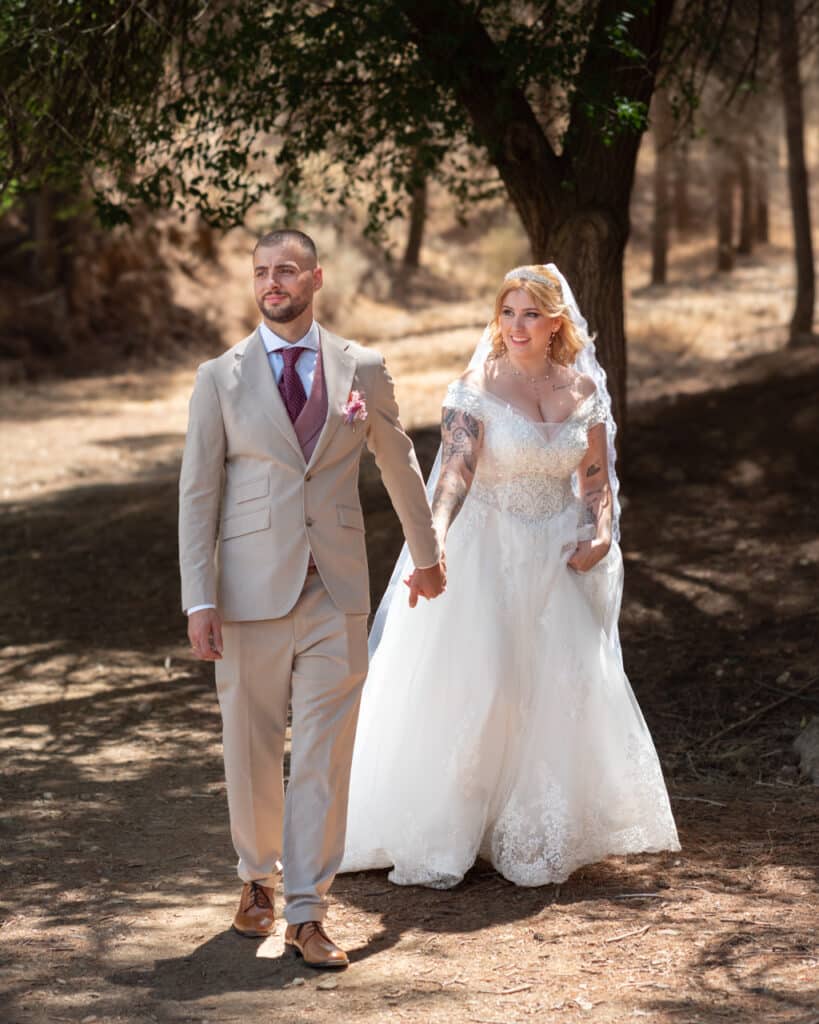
343, 389, 368, 426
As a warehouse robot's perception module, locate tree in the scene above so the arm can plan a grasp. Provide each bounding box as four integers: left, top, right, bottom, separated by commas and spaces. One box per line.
714, 145, 735, 271
690, 0, 816, 335
673, 138, 692, 233
402, 153, 429, 270
776, 0, 815, 343
13, 2, 797, 431
735, 140, 754, 255
651, 88, 674, 285
1, 0, 692, 433
754, 128, 770, 244
0, 1, 187, 203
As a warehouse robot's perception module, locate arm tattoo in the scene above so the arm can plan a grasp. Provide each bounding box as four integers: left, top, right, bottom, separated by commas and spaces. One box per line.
432, 474, 467, 525
582, 485, 609, 526
432, 407, 482, 533
443, 407, 480, 439
442, 441, 476, 474
585, 463, 601, 478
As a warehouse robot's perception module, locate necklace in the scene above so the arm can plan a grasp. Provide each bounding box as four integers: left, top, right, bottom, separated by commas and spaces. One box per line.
501, 353, 553, 387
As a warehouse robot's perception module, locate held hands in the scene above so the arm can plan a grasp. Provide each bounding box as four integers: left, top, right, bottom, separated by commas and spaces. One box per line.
404, 558, 447, 608
567, 538, 610, 574
188, 608, 224, 660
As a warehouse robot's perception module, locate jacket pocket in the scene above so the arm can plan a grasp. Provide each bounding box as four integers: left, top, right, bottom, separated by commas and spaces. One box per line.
336, 504, 365, 531
221, 507, 271, 541
234, 474, 270, 504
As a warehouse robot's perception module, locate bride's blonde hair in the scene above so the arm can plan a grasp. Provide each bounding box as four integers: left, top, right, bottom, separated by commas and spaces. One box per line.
489, 265, 587, 366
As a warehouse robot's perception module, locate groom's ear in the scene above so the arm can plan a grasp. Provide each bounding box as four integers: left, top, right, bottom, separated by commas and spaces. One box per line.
312, 265, 324, 292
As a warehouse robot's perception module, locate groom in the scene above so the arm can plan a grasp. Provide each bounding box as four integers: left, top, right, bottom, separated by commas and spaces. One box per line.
179, 229, 444, 968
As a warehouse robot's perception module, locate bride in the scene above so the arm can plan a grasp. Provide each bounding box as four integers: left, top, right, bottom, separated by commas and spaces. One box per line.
340, 264, 680, 888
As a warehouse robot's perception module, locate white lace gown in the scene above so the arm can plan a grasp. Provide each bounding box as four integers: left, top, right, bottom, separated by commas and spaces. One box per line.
340, 380, 680, 888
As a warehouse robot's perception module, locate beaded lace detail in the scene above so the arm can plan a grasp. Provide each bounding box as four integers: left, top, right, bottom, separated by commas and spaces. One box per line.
443, 380, 604, 524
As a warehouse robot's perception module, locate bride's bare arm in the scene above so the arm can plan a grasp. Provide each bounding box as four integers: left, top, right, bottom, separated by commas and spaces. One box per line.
569, 422, 612, 572
431, 406, 484, 543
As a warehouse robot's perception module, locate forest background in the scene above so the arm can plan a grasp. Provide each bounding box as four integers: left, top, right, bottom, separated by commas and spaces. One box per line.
0, 2, 817, 1023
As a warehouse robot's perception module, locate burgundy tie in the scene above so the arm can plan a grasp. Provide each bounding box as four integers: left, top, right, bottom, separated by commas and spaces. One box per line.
279, 346, 307, 423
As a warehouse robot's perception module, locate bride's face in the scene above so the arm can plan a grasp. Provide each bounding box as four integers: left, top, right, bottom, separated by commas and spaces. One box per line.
499, 289, 559, 361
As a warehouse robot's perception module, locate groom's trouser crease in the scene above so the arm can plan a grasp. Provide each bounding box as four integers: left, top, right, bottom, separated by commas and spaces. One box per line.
215, 573, 368, 923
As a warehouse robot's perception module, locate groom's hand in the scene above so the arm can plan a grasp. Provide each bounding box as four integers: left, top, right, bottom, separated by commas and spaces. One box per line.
404, 561, 446, 608
188, 609, 224, 660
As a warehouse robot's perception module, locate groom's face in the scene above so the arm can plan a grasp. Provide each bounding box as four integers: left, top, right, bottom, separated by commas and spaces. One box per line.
253, 241, 323, 325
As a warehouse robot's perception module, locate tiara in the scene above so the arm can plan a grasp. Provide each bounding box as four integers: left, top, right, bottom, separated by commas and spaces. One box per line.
504, 267, 557, 289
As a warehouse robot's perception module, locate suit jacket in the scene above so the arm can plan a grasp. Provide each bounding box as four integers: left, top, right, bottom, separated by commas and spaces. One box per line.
178, 325, 440, 621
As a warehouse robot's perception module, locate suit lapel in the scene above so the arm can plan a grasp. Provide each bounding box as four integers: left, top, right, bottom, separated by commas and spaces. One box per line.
233, 328, 304, 461
307, 327, 357, 470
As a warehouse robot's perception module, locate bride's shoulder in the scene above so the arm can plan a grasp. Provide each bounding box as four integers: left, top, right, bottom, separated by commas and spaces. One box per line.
459, 366, 486, 388
572, 372, 597, 399
444, 368, 487, 416
570, 371, 608, 427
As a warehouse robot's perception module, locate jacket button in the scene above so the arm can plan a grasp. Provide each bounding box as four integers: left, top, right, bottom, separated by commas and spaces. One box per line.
305, 517, 314, 527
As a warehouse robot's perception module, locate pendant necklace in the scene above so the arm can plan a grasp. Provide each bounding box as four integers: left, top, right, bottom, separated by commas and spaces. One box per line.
503, 353, 552, 388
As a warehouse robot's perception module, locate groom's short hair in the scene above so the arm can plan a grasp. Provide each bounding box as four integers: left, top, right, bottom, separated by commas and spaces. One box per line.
254, 229, 318, 266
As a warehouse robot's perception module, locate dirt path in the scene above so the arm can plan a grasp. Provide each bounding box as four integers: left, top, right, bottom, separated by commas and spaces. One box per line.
1, 267, 818, 1024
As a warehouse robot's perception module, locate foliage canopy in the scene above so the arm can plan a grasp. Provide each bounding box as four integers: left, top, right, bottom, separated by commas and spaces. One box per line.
0, 0, 712, 229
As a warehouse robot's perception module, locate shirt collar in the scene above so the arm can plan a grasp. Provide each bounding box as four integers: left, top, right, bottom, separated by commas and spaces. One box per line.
260, 320, 319, 354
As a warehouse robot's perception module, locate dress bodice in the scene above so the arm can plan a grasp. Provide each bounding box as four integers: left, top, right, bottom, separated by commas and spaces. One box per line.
443, 379, 607, 523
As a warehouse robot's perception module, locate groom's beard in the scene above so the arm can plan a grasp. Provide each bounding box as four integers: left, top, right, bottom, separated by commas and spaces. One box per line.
258, 292, 310, 324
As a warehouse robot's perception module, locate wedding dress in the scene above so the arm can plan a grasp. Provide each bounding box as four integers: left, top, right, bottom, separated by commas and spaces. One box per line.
340, 376, 680, 888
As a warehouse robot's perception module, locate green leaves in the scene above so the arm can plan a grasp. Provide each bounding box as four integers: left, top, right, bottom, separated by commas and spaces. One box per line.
0, 0, 674, 230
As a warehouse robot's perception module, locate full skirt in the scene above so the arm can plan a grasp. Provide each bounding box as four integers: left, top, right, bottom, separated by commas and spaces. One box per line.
340, 498, 680, 887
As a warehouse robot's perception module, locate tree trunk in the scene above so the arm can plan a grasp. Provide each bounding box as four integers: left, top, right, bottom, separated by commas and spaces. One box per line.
403, 176, 427, 269
777, 0, 815, 343
736, 143, 754, 255
673, 138, 692, 233
651, 89, 673, 285
715, 150, 735, 272
754, 128, 770, 244
399, 0, 676, 445
545, 210, 628, 438
25, 188, 60, 289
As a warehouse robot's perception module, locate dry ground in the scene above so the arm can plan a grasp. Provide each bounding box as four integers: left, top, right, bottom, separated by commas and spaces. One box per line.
1, 241, 818, 1024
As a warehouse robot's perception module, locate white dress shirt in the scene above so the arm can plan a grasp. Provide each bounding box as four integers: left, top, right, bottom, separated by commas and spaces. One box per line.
187, 322, 319, 616
260, 320, 320, 397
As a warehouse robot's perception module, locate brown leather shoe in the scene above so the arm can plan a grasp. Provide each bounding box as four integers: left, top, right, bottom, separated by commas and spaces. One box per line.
232, 882, 276, 937
284, 921, 349, 969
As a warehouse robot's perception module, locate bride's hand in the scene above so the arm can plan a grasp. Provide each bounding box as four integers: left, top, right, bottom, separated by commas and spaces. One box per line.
404, 560, 446, 607
567, 538, 610, 573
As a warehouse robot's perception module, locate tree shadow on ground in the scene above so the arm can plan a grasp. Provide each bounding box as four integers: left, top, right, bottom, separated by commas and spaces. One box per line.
1, 349, 818, 1022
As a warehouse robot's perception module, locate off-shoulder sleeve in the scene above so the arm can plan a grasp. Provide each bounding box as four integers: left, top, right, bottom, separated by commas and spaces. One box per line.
583, 387, 608, 429
442, 379, 485, 420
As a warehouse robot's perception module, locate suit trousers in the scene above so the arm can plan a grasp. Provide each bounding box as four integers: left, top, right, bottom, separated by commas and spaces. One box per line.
215, 573, 369, 924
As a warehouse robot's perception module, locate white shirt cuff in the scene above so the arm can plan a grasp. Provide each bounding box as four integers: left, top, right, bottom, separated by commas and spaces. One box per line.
187, 604, 216, 615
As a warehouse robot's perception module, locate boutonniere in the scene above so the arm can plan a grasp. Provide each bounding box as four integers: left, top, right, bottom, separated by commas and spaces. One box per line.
343, 389, 368, 428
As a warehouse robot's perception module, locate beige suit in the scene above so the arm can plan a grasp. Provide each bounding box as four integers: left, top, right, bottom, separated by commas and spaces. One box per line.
179, 325, 439, 923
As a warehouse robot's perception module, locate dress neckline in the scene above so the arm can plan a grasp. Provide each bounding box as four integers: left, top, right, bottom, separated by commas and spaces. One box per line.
456, 380, 595, 428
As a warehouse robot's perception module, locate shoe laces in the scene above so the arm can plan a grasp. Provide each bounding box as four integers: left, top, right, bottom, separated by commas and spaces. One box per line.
249, 882, 273, 909
296, 920, 330, 944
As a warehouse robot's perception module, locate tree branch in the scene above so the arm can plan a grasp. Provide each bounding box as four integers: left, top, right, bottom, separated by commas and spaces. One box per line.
395, 0, 564, 238
566, 0, 675, 208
